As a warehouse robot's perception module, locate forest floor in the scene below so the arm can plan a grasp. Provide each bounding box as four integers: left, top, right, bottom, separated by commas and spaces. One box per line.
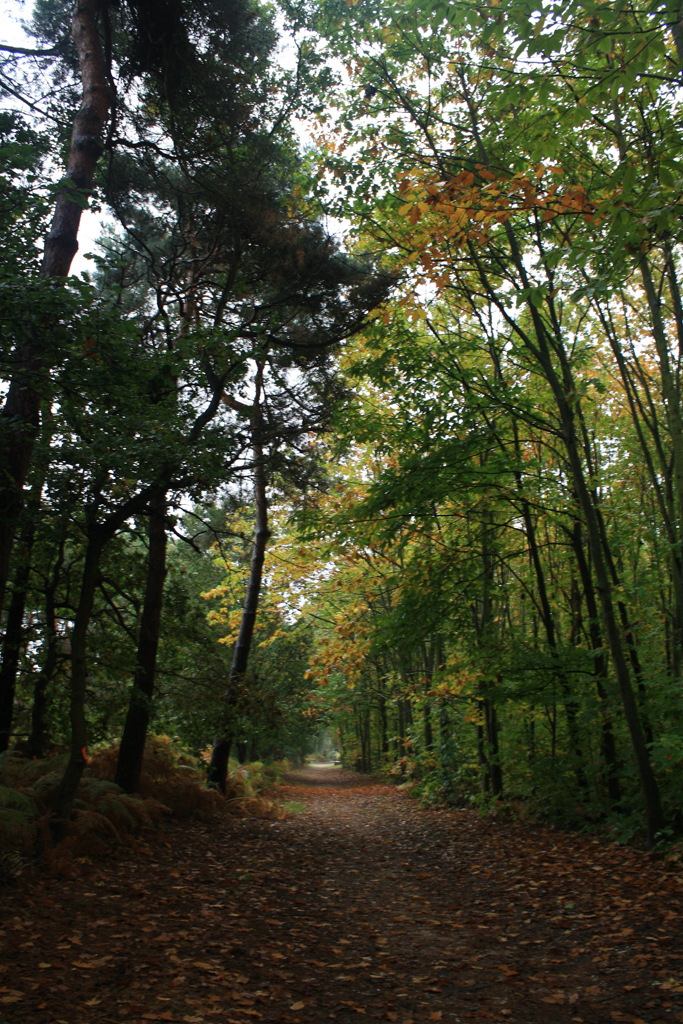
2, 765, 683, 1024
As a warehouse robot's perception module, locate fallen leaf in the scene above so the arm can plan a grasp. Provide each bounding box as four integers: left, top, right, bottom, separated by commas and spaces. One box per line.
430, 1013, 443, 1021
290, 1001, 305, 1010
85, 998, 102, 1006
38, 962, 51, 969
72, 957, 112, 969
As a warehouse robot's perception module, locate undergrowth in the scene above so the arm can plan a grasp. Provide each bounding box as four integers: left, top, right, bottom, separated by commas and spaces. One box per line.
0, 736, 287, 878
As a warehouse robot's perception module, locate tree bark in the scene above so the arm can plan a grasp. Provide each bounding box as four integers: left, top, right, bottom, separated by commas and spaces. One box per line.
0, 513, 36, 752
455, 80, 661, 838
519, 494, 588, 790
422, 643, 434, 751
50, 482, 167, 831
570, 522, 622, 805
485, 694, 503, 796
473, 512, 503, 797
0, 0, 111, 617
51, 528, 107, 832
488, 207, 661, 836
208, 365, 270, 793
28, 535, 65, 760
545, 352, 662, 842
598, 294, 683, 679
114, 492, 168, 793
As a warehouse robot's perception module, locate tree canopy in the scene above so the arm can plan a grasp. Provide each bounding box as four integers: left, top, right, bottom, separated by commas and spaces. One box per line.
1, 0, 683, 849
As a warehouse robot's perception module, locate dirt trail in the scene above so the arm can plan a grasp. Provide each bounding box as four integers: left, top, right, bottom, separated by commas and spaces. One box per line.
2, 766, 683, 1024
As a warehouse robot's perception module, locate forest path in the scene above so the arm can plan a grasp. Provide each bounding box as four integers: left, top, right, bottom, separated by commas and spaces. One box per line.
3, 766, 683, 1024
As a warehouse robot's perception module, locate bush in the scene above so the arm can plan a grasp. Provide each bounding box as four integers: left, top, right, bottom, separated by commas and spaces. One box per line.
0, 736, 287, 875
88, 735, 224, 820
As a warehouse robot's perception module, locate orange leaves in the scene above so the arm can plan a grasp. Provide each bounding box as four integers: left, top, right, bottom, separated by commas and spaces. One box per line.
454, 169, 475, 187
395, 163, 595, 290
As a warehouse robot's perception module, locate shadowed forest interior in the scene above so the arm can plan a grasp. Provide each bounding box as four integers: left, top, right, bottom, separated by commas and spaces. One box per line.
3, 0, 683, 864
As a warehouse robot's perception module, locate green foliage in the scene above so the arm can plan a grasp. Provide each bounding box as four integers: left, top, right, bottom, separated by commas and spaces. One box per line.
8, 0, 683, 853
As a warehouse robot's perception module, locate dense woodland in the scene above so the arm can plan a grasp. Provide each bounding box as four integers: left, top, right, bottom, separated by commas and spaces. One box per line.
1, 0, 683, 849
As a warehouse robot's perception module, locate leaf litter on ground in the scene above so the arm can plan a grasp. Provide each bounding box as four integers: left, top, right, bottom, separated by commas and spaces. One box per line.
1, 765, 682, 1023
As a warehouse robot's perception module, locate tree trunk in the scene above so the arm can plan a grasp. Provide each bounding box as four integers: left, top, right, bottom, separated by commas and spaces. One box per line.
397, 699, 406, 773
593, 501, 655, 747
570, 523, 622, 805
378, 672, 388, 756
474, 512, 503, 797
226, 447, 269, 681
495, 213, 661, 839
599, 295, 683, 680
51, 528, 107, 832
114, 492, 168, 793
519, 493, 588, 790
208, 365, 270, 793
28, 533, 66, 759
551, 362, 662, 842
424, 701, 433, 751
0, 0, 111, 616
485, 694, 503, 796
456, 80, 660, 838
0, 509, 37, 752
422, 643, 434, 751
476, 702, 490, 794
50, 484, 166, 831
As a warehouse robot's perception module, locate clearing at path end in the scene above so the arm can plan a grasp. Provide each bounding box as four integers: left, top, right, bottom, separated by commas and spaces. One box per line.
2, 765, 682, 1024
